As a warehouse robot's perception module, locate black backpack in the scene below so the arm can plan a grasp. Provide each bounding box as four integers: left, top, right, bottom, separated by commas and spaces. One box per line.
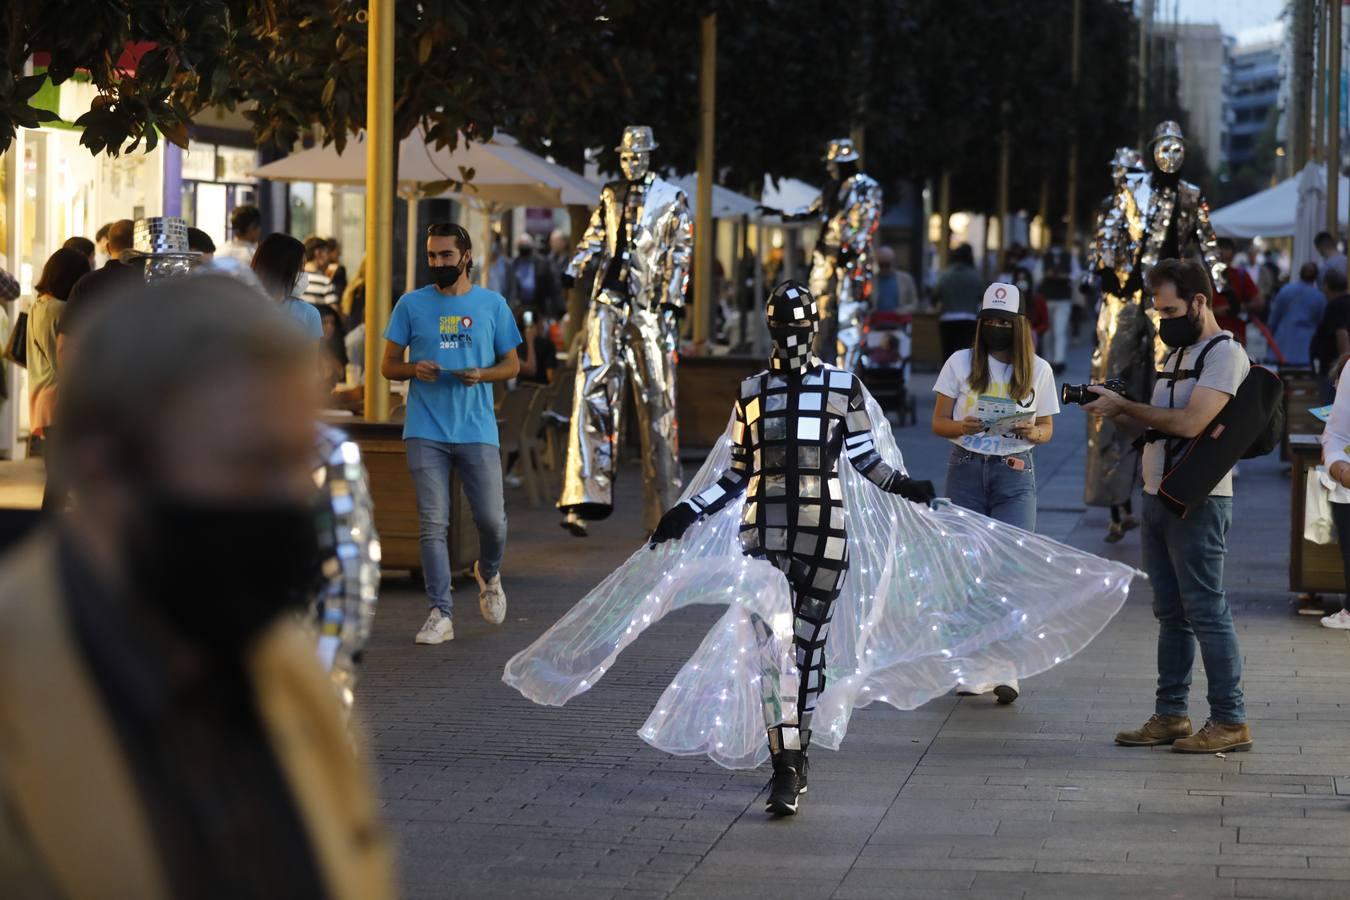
1150, 334, 1284, 517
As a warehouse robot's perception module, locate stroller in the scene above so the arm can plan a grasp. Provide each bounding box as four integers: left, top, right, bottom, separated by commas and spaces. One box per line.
855, 310, 918, 426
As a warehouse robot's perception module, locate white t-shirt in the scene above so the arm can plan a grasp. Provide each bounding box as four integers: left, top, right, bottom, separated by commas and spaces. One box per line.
1142, 333, 1249, 497
934, 349, 1061, 456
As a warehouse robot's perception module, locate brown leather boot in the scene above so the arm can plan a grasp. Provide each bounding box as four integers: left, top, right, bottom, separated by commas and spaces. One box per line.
1171, 720, 1252, 754
1114, 714, 1193, 747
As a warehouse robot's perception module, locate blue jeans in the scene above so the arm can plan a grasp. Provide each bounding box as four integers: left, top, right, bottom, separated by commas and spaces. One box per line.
945, 448, 1037, 531
406, 439, 508, 616
1141, 493, 1245, 723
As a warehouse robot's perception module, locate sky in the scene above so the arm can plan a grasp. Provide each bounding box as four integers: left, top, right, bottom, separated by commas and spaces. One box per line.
1173, 0, 1284, 36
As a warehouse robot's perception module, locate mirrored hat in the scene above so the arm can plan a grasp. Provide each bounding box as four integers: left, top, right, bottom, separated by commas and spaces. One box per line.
120, 216, 200, 262
1150, 120, 1185, 146
615, 125, 659, 153
823, 138, 860, 163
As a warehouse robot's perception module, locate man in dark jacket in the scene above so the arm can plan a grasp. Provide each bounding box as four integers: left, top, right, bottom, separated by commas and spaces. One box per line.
64, 219, 138, 321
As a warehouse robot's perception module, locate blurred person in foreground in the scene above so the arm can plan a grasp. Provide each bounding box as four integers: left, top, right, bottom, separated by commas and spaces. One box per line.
0, 276, 392, 899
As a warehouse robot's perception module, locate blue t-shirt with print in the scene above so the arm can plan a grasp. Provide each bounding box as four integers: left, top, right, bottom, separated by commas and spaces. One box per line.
384, 284, 521, 446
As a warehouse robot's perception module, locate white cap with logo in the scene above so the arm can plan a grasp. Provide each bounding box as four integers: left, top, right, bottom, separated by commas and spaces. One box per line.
980, 282, 1024, 321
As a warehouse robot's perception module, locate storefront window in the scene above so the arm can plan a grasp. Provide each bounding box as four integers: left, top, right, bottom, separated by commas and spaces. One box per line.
182, 141, 217, 181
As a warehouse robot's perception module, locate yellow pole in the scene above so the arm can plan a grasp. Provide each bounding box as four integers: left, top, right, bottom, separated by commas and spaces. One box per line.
693, 13, 717, 348
938, 169, 951, 271
363, 0, 395, 421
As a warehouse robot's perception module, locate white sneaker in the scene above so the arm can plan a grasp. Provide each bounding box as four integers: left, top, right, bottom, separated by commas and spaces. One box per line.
475, 561, 507, 625
415, 609, 454, 644
1320, 609, 1350, 630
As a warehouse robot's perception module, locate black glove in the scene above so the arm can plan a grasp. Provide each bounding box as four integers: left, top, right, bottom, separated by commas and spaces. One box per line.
560, 273, 575, 289
889, 476, 936, 504
650, 503, 699, 546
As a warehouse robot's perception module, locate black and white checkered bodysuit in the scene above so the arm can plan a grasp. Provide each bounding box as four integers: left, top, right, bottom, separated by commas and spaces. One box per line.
687, 362, 909, 752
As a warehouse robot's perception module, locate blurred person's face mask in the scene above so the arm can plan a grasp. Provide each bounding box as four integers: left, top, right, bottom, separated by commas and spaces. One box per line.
129, 488, 320, 653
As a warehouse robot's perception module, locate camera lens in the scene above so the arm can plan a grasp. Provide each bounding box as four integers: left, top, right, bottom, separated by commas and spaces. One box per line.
1060, 383, 1085, 405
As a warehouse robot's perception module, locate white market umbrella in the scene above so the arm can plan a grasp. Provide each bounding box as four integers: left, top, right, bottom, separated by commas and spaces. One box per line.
669, 174, 760, 219
760, 174, 820, 214
251, 130, 600, 287
1209, 162, 1349, 243
1294, 162, 1328, 270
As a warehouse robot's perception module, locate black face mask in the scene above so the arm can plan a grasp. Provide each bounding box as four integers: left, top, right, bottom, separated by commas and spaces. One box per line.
981, 326, 1014, 354
128, 489, 321, 654
432, 261, 464, 288
1159, 307, 1202, 348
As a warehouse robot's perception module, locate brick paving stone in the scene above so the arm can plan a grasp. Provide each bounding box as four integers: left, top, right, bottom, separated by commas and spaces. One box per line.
347, 341, 1350, 898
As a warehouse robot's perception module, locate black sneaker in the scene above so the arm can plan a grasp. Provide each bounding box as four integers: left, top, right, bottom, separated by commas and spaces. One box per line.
560, 511, 588, 537
766, 750, 807, 816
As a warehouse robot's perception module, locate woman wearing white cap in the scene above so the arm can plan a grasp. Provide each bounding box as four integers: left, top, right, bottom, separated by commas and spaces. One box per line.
931, 282, 1060, 703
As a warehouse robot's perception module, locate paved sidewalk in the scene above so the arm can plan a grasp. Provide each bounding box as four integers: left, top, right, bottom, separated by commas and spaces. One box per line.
357, 340, 1350, 899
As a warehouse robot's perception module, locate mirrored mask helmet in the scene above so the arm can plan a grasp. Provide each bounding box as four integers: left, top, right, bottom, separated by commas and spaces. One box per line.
619, 150, 650, 181
1150, 121, 1186, 174
765, 280, 819, 372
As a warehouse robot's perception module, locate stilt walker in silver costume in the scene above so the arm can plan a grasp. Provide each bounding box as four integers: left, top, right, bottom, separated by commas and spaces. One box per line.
558, 126, 693, 537
1084, 122, 1224, 513
762, 139, 882, 368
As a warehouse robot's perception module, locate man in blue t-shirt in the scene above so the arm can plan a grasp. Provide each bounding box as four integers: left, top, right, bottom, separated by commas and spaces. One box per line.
382, 222, 521, 644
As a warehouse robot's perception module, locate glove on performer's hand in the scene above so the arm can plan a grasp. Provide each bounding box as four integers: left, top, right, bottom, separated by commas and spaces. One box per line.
560, 273, 576, 289
888, 475, 937, 505
650, 503, 699, 547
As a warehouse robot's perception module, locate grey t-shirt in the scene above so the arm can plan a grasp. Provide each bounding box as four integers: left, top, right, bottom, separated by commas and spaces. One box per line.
1142, 332, 1250, 497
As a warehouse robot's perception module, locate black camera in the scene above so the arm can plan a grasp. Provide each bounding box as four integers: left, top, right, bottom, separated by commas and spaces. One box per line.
1061, 379, 1129, 406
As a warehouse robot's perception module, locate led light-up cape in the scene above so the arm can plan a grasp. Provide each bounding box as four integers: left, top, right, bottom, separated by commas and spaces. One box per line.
504, 386, 1140, 769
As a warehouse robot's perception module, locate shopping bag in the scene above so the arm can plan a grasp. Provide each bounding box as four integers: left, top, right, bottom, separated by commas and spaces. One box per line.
2, 311, 27, 368
1304, 467, 1336, 544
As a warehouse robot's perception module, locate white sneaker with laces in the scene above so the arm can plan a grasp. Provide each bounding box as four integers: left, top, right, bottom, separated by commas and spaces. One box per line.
475, 561, 507, 625
415, 609, 454, 644
1320, 609, 1350, 630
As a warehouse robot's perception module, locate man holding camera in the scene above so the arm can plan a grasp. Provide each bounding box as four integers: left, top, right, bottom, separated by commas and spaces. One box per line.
1082, 258, 1252, 754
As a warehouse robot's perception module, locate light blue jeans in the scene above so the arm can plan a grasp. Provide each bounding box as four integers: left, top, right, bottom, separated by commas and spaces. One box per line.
944, 448, 1037, 531
406, 439, 507, 616
1141, 493, 1245, 724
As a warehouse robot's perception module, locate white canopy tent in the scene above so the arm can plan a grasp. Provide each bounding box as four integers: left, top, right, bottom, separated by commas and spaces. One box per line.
251, 131, 600, 289
1209, 164, 1350, 239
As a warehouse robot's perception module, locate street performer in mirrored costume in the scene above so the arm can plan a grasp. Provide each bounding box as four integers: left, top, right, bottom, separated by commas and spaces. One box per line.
505, 281, 1140, 822
649, 280, 935, 815
761, 139, 882, 368
559, 125, 693, 537
1084, 123, 1223, 529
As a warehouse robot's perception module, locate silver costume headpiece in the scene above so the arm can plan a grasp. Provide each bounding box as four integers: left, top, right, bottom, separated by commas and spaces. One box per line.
616, 125, 659, 153
1149, 120, 1185, 145
823, 138, 860, 163
122, 216, 200, 281
766, 280, 820, 373
1111, 147, 1144, 172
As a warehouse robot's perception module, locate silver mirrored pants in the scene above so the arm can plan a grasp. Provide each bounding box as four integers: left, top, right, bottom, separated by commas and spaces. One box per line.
558, 291, 682, 530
